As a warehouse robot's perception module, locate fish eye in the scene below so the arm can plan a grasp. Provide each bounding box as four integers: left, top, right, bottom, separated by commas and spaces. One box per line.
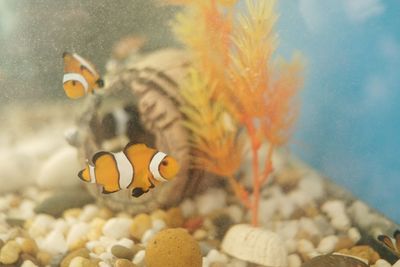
161, 160, 168, 166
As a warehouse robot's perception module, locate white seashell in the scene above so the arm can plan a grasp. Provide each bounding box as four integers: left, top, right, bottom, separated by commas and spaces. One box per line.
222, 224, 288, 267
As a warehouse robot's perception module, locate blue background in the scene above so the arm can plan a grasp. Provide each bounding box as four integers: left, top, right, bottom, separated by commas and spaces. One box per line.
275, 0, 400, 222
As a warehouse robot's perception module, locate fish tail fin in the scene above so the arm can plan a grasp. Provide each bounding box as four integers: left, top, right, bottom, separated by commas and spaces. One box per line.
78, 163, 93, 183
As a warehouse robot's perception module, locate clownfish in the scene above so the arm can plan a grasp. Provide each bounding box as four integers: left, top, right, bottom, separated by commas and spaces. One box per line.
63, 52, 104, 99
78, 142, 180, 197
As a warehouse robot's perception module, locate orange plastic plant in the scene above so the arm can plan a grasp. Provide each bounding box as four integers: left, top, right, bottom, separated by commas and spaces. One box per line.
170, 0, 304, 226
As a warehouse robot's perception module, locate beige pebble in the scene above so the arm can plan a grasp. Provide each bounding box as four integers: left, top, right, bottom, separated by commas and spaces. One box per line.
21, 260, 39, 267
334, 236, 355, 251
69, 256, 97, 267
317, 235, 338, 254
88, 218, 105, 241
210, 262, 227, 267
111, 244, 134, 260
19, 238, 39, 256
60, 248, 90, 267
0, 240, 21, 264
193, 229, 207, 241
97, 208, 114, 220
63, 208, 82, 219
393, 259, 400, 267
93, 245, 106, 255
130, 214, 152, 240
150, 209, 168, 222
348, 227, 361, 243
165, 207, 184, 228
20, 253, 40, 266
288, 254, 302, 267
115, 258, 136, 267
375, 259, 392, 267
36, 251, 52, 266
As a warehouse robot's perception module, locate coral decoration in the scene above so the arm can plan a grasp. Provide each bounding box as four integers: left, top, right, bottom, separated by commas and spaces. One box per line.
169, 0, 304, 226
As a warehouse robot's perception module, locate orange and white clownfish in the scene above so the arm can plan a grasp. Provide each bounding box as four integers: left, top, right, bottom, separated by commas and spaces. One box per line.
62, 52, 104, 99
78, 143, 179, 197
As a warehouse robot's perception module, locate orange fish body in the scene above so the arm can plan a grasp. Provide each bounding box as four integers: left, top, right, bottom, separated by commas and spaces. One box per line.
78, 143, 179, 197
63, 52, 104, 99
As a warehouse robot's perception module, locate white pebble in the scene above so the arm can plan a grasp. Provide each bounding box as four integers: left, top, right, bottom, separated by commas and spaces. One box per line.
29, 214, 55, 238
116, 238, 134, 249
226, 205, 243, 223
322, 200, 346, 219
152, 219, 166, 232
393, 259, 400, 267
375, 259, 392, 267
79, 205, 99, 222
279, 197, 296, 219
195, 189, 227, 215
133, 250, 145, 265
288, 190, 312, 208
348, 227, 361, 243
317, 235, 338, 254
288, 254, 302, 267
229, 258, 248, 267
99, 252, 113, 262
66, 222, 90, 247
21, 260, 39, 267
299, 217, 320, 238
40, 229, 68, 254
331, 214, 351, 231
206, 249, 228, 264
98, 262, 112, 267
285, 239, 298, 254
297, 239, 315, 254
102, 218, 132, 239
141, 229, 156, 244
259, 198, 278, 224
298, 173, 324, 200
180, 198, 196, 218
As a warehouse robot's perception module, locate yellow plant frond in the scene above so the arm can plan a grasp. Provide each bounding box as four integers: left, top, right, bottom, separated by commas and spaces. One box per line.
179, 68, 243, 177
226, 0, 278, 118
261, 53, 304, 146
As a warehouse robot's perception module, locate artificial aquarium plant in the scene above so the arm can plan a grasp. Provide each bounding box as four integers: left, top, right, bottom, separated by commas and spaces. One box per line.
169, 0, 304, 226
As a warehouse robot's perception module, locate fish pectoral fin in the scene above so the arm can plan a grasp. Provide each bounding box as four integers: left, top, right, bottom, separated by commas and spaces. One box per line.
101, 187, 118, 194
131, 188, 149, 198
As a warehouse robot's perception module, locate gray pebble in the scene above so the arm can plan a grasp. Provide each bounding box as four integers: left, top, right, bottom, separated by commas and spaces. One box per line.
111, 245, 134, 260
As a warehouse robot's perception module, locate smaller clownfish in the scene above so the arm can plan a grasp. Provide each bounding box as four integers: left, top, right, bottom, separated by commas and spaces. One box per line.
63, 52, 104, 99
78, 142, 180, 197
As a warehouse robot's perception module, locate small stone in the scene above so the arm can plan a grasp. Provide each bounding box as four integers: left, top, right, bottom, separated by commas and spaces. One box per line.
150, 210, 167, 223
18, 238, 38, 256
317, 235, 339, 254
331, 215, 351, 231
69, 256, 97, 267
79, 205, 99, 222
165, 207, 184, 228
288, 254, 302, 267
130, 214, 151, 240
67, 222, 90, 249
183, 217, 203, 233
195, 189, 227, 216
301, 254, 368, 267
6, 217, 25, 227
34, 190, 94, 217
20, 253, 40, 266
297, 239, 315, 261
199, 241, 218, 256
36, 251, 52, 266
103, 218, 133, 239
41, 229, 68, 254
229, 258, 248, 267
145, 228, 202, 267
206, 249, 228, 264
393, 259, 400, 267
193, 229, 207, 241
63, 208, 82, 219
226, 205, 243, 224
152, 219, 166, 232
338, 245, 380, 264
88, 218, 106, 241
375, 259, 392, 267
348, 228, 361, 243
141, 229, 156, 244
28, 214, 55, 238
21, 260, 39, 267
180, 199, 196, 218
210, 262, 227, 267
334, 237, 355, 251
115, 238, 135, 250
111, 245, 134, 260
133, 250, 145, 265
98, 208, 114, 220
0, 240, 21, 264
60, 248, 90, 267
115, 258, 136, 267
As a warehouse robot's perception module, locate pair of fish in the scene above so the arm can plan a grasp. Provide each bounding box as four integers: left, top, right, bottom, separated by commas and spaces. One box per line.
62, 52, 103, 99
64, 53, 180, 196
